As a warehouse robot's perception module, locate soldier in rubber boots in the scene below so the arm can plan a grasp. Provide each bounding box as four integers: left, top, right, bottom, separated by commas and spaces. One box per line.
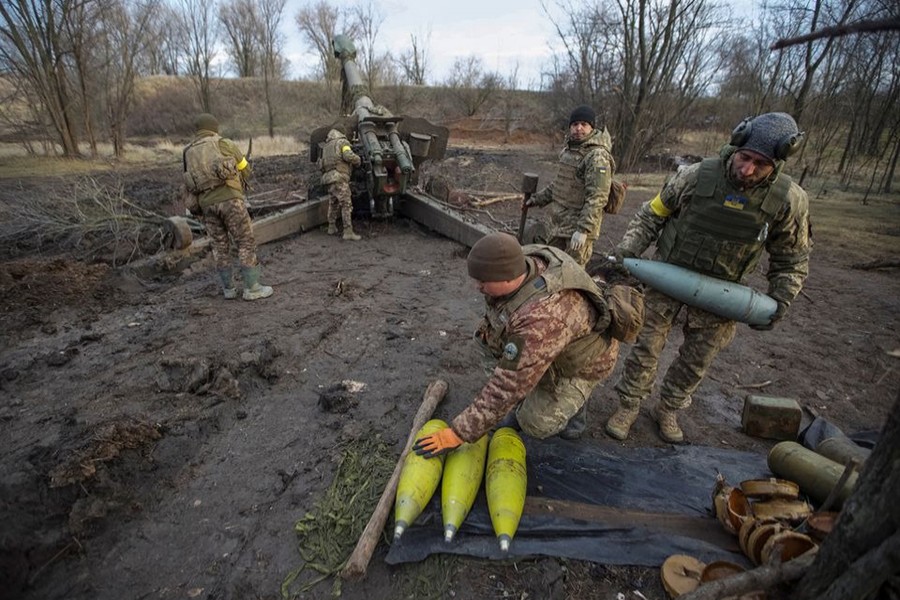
414, 232, 644, 458
606, 112, 811, 443
320, 128, 363, 241
182, 113, 273, 301
524, 105, 616, 266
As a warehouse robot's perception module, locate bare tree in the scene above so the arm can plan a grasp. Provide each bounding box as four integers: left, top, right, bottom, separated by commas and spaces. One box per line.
97, 0, 159, 158
179, 0, 220, 111
445, 56, 503, 117
0, 0, 82, 156
350, 0, 391, 92
546, 0, 729, 170
141, 3, 185, 75
396, 31, 429, 85
258, 0, 286, 137
219, 0, 261, 77
294, 0, 356, 82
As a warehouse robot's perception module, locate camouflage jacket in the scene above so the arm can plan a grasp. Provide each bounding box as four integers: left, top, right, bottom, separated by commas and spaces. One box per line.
531, 127, 615, 238
320, 129, 361, 185
186, 131, 251, 208
451, 256, 619, 442
617, 145, 811, 306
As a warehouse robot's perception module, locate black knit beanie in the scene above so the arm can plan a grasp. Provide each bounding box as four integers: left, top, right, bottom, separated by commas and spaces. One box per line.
467, 233, 527, 282
569, 105, 596, 127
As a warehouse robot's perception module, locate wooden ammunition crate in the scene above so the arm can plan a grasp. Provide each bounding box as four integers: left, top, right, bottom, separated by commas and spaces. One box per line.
741, 395, 802, 440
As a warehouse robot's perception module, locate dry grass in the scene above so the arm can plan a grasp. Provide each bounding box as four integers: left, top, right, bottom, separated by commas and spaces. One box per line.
0, 135, 306, 179
803, 174, 900, 262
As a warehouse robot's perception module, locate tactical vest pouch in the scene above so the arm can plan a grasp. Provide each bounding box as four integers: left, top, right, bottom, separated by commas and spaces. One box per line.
183, 136, 237, 194
605, 284, 644, 343
605, 179, 627, 214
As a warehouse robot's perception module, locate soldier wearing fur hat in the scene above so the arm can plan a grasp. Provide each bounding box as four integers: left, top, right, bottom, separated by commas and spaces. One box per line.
182, 113, 273, 301
606, 112, 810, 444
524, 104, 616, 266
413, 232, 644, 458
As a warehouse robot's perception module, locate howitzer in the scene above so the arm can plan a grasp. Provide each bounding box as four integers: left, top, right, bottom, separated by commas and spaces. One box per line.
310, 34, 449, 217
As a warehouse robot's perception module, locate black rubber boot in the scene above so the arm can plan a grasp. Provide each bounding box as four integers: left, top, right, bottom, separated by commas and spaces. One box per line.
559, 403, 587, 440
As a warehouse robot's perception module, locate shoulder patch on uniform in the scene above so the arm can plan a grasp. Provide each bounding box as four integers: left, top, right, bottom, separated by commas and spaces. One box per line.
498, 335, 526, 370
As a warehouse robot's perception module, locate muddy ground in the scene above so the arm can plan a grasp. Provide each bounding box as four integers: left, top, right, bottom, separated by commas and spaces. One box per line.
1, 143, 898, 600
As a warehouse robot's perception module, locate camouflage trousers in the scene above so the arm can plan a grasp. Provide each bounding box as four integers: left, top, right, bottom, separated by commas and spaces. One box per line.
517, 373, 601, 439
327, 181, 353, 229
614, 287, 737, 410
201, 198, 259, 269
523, 219, 596, 266
474, 336, 604, 438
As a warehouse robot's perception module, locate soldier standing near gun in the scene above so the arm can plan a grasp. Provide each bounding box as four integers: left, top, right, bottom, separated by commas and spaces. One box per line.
182, 113, 273, 301
524, 105, 615, 266
321, 128, 363, 241
606, 112, 810, 443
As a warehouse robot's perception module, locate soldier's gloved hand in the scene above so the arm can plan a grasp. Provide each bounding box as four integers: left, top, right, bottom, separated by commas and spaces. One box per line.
413, 427, 463, 458
612, 247, 637, 264
569, 231, 588, 252
750, 301, 788, 331
524, 195, 539, 208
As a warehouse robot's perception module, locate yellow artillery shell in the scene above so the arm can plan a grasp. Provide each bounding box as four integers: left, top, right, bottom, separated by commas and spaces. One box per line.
441, 434, 489, 542
485, 427, 527, 552
393, 419, 448, 540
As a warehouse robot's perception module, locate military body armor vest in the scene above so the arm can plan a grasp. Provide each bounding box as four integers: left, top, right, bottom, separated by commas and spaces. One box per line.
482, 246, 612, 377
656, 158, 792, 282
182, 135, 238, 194
321, 136, 353, 184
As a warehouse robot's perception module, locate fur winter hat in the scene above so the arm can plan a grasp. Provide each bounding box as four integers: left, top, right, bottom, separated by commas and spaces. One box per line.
467, 232, 527, 282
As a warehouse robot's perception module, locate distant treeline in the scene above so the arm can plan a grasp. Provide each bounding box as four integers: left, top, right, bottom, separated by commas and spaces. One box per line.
0, 0, 897, 192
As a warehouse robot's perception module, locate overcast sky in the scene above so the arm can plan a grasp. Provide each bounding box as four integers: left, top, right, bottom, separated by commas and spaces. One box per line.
280, 0, 760, 88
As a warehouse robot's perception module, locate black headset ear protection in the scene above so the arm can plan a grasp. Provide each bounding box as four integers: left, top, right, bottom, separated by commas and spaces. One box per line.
776, 130, 805, 160
730, 117, 754, 147
730, 115, 806, 161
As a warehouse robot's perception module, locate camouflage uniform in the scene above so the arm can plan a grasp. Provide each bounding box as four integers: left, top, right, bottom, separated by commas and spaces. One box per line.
614, 145, 811, 412
452, 246, 620, 442
320, 129, 362, 236
187, 131, 258, 270
527, 127, 615, 265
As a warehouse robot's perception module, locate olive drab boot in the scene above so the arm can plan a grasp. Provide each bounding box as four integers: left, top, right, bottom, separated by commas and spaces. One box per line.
341, 206, 361, 241
217, 268, 237, 299
326, 203, 338, 235
559, 403, 587, 440
654, 404, 684, 443
605, 404, 640, 440
240, 265, 274, 301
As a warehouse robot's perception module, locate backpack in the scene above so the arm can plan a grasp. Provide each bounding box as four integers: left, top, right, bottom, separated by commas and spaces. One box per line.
182, 135, 238, 194
604, 179, 627, 214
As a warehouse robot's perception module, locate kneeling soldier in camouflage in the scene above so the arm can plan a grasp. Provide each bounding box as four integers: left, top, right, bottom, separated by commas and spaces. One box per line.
414, 232, 643, 457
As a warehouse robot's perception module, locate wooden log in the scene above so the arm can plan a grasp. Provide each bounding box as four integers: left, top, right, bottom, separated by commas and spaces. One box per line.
678, 552, 816, 600
339, 379, 449, 581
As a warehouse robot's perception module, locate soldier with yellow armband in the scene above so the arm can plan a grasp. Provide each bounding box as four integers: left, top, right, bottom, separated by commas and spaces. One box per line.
182, 113, 273, 301
607, 112, 811, 443
320, 128, 363, 241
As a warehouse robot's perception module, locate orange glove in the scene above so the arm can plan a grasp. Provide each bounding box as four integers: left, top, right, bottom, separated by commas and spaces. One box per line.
413, 427, 464, 458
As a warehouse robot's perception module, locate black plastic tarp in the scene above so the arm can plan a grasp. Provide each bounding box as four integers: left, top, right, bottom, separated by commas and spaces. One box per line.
386, 437, 771, 567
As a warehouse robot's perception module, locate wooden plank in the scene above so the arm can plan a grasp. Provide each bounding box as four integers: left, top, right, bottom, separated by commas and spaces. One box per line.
398, 191, 494, 248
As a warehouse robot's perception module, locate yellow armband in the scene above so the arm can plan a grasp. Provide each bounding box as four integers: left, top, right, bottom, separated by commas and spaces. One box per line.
341, 145, 351, 153
236, 157, 248, 171
649, 194, 672, 217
